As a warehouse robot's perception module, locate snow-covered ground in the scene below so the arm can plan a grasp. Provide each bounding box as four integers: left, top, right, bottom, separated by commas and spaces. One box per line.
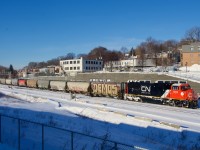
167, 64, 200, 85
0, 84, 200, 150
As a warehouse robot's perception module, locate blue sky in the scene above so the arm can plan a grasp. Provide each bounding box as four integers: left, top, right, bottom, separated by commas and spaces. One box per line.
0, 0, 200, 69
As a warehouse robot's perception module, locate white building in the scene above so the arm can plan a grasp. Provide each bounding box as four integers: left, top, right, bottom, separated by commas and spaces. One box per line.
60, 57, 103, 73
104, 56, 155, 71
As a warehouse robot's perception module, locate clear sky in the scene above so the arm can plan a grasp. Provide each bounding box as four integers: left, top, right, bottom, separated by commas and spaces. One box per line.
0, 0, 200, 69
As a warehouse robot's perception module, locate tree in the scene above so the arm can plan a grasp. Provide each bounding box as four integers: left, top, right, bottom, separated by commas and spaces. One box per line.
135, 42, 146, 71
28, 62, 38, 69
77, 53, 87, 59
9, 64, 14, 74
145, 37, 160, 66
129, 47, 136, 56
120, 47, 128, 58
185, 26, 200, 43
66, 53, 76, 59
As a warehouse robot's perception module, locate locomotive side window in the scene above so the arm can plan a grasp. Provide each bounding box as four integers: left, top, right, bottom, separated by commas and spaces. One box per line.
172, 86, 179, 90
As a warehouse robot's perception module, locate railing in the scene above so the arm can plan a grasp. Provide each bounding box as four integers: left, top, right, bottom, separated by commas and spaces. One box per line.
0, 114, 137, 150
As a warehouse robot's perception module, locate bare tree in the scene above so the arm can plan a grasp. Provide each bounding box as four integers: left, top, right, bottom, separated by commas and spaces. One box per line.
120, 46, 128, 58
185, 26, 200, 43
66, 53, 76, 59
135, 42, 146, 71
146, 37, 160, 66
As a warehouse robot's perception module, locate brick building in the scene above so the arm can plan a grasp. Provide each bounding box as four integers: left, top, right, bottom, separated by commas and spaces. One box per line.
181, 42, 200, 66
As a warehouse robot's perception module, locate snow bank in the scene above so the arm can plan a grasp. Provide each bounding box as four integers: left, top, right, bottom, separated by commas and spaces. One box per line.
179, 64, 200, 72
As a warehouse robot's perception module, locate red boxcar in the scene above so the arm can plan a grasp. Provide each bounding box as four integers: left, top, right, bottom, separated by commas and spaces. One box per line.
18, 79, 27, 87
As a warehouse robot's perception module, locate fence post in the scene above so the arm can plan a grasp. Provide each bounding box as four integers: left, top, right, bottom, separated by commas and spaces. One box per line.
18, 119, 20, 150
71, 132, 73, 150
42, 125, 44, 150
0, 115, 1, 143
115, 142, 118, 150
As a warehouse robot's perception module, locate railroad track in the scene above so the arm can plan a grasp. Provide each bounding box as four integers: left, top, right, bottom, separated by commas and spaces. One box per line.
1, 84, 200, 131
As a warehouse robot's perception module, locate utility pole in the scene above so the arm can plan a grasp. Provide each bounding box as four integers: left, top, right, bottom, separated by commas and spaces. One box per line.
185, 62, 188, 72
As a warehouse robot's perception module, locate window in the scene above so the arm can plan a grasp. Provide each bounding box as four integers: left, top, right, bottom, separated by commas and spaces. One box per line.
77, 60, 80, 64
198, 46, 200, 51
70, 67, 73, 70
65, 67, 69, 70
74, 67, 76, 70
70, 61, 72, 64
77, 67, 80, 70
74, 61, 76, 64
191, 47, 194, 51
66, 61, 69, 64
172, 86, 179, 90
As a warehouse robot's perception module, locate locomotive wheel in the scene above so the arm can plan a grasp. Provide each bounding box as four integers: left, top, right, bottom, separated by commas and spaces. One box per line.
182, 101, 189, 108
189, 101, 198, 109
169, 100, 175, 107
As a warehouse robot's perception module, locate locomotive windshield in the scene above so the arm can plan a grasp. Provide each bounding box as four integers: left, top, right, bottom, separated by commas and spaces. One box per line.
181, 85, 191, 90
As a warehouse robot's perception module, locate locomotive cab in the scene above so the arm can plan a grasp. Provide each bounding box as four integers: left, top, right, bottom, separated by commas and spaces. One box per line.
167, 83, 196, 100
166, 83, 198, 108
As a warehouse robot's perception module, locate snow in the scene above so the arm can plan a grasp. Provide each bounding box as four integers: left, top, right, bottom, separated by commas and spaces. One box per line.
0, 84, 200, 150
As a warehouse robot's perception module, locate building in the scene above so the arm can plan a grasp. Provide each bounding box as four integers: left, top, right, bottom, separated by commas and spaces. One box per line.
181, 42, 200, 66
47, 66, 61, 75
104, 56, 155, 71
60, 57, 103, 73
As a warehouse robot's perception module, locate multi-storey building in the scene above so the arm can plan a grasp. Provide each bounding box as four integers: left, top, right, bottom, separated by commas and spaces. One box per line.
60, 57, 103, 73
181, 42, 200, 66
104, 56, 155, 71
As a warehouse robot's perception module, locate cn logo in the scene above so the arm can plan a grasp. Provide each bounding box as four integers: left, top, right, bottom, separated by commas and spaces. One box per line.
141, 86, 151, 93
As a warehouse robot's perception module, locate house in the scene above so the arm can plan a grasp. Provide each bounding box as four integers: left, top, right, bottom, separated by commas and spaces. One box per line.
60, 57, 103, 73
181, 42, 200, 66
104, 56, 155, 71
47, 66, 61, 75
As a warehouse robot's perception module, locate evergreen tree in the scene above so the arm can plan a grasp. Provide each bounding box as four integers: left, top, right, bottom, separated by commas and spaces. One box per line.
9, 64, 14, 74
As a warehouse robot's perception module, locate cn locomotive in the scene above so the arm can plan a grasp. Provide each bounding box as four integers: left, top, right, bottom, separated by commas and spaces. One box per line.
0, 78, 198, 108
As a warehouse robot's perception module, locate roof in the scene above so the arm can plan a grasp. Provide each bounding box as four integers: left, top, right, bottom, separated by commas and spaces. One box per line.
182, 42, 200, 53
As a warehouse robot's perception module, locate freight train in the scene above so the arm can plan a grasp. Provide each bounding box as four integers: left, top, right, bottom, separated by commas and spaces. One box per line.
0, 78, 198, 108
